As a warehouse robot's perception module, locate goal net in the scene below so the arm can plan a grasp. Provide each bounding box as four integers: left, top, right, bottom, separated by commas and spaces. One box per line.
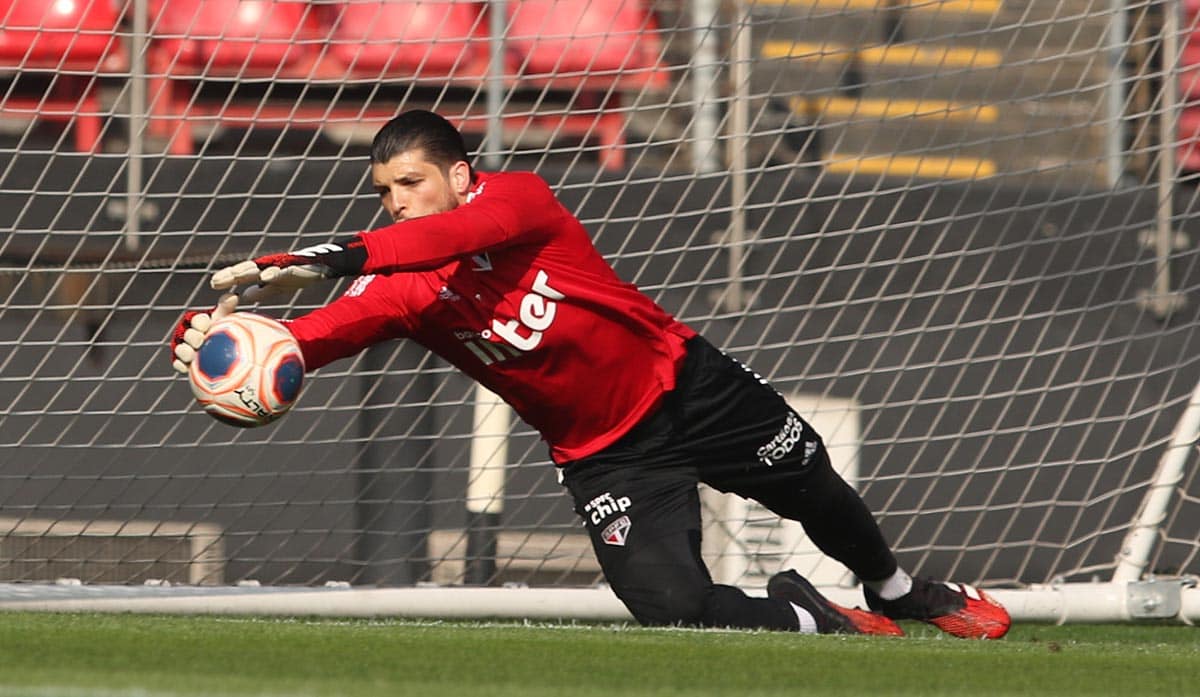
3, 0, 1200, 620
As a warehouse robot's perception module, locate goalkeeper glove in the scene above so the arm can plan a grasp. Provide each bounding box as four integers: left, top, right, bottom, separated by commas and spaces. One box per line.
210, 238, 367, 303
170, 293, 239, 375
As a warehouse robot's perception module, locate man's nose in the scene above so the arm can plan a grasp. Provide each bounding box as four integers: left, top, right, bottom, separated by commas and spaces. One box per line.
385, 191, 404, 217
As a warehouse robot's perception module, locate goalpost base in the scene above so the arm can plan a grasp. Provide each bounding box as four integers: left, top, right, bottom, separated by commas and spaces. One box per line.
1, 581, 1197, 625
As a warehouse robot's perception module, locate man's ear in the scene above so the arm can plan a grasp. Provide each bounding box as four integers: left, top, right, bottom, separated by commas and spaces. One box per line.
450, 161, 472, 198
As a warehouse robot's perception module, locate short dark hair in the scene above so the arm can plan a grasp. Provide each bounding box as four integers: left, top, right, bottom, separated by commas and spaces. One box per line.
370, 110, 472, 175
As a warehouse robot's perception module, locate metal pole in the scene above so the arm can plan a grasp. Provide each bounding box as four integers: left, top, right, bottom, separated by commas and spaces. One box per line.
1153, 0, 1179, 316
124, 0, 148, 252
485, 0, 508, 169
1114, 0, 1189, 580
466, 2, 511, 584
691, 0, 722, 173
465, 386, 508, 585
1106, 0, 1128, 188
1113, 374, 1200, 582
725, 1, 751, 312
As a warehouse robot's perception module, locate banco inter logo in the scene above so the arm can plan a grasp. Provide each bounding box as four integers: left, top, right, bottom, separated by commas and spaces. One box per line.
461, 269, 565, 365
490, 269, 564, 352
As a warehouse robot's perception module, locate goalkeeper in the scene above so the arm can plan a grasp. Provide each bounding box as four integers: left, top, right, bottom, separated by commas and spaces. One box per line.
172, 110, 1010, 639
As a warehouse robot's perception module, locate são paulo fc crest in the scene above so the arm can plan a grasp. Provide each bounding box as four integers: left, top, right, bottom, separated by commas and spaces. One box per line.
601, 515, 631, 546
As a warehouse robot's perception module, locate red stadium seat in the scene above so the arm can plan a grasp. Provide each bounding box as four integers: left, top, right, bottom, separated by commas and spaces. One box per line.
504, 0, 667, 170
1182, 2, 1200, 100
0, 0, 120, 68
0, 0, 123, 152
326, 1, 487, 79
1179, 107, 1200, 174
505, 0, 663, 81
1170, 3, 1200, 173
146, 0, 325, 153
148, 0, 319, 72
1180, 44, 1200, 101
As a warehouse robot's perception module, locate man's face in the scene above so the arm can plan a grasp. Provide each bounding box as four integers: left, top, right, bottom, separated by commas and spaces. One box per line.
370, 149, 470, 223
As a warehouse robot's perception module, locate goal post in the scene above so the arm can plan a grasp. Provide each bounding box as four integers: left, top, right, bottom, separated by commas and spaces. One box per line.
2, 0, 1200, 624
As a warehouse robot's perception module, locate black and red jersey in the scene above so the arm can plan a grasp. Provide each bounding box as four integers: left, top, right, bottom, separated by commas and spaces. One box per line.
284, 171, 696, 463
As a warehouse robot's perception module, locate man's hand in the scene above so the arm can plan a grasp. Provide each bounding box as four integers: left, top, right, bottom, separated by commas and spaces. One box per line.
210, 240, 367, 303
211, 257, 330, 303
170, 293, 239, 375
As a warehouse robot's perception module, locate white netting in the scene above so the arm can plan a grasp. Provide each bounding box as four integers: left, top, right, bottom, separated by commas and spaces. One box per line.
2, 0, 1200, 593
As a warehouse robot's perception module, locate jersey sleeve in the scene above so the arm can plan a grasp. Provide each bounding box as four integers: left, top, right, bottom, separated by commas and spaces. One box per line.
357, 172, 565, 274
280, 274, 413, 371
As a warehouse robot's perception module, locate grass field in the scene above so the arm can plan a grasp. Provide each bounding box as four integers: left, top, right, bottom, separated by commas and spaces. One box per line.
0, 613, 1197, 696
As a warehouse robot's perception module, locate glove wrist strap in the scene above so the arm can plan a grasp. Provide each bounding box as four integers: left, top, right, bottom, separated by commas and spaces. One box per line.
322, 237, 368, 277
255, 238, 367, 279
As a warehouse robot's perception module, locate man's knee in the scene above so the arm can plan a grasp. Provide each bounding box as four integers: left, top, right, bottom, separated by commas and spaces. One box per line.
619, 580, 711, 627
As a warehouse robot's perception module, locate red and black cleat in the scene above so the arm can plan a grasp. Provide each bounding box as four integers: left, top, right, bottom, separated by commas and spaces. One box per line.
768, 570, 904, 636
867, 578, 1011, 639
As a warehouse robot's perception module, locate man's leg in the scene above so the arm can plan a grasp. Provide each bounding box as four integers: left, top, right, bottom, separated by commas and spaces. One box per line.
560, 408, 899, 635
561, 448, 799, 630
675, 336, 1010, 639
666, 336, 901, 585
731, 444, 899, 584
592, 525, 798, 630
724, 439, 1010, 639
590, 526, 898, 634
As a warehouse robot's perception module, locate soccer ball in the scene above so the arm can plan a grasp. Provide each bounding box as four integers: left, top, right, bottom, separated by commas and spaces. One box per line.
188, 312, 305, 427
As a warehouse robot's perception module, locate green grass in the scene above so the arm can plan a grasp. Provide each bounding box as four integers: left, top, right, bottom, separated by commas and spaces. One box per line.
0, 613, 1197, 696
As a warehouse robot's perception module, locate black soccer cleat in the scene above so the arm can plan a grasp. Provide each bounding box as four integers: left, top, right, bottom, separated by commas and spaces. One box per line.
768, 570, 904, 636
865, 577, 1011, 639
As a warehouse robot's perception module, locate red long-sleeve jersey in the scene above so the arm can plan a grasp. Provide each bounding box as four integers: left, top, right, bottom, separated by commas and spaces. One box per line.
284, 171, 696, 463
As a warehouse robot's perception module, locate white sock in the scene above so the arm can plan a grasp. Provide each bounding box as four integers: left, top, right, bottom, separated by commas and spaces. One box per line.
865, 569, 913, 601
788, 602, 819, 634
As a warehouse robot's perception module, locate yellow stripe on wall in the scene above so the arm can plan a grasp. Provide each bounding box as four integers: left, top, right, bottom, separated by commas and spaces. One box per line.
762, 41, 1002, 68
826, 155, 997, 179
752, 0, 1001, 14
793, 96, 998, 122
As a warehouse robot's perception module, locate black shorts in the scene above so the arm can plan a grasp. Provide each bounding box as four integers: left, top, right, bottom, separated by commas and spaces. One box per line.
560, 335, 829, 578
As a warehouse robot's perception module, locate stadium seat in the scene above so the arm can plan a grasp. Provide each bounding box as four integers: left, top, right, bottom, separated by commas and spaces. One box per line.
1182, 44, 1200, 101
1182, 1, 1200, 100
0, 0, 121, 67
504, 0, 667, 170
1173, 3, 1200, 173
148, 0, 319, 72
0, 0, 124, 152
1178, 107, 1200, 174
325, 1, 488, 80
146, 0, 325, 153
505, 0, 664, 83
